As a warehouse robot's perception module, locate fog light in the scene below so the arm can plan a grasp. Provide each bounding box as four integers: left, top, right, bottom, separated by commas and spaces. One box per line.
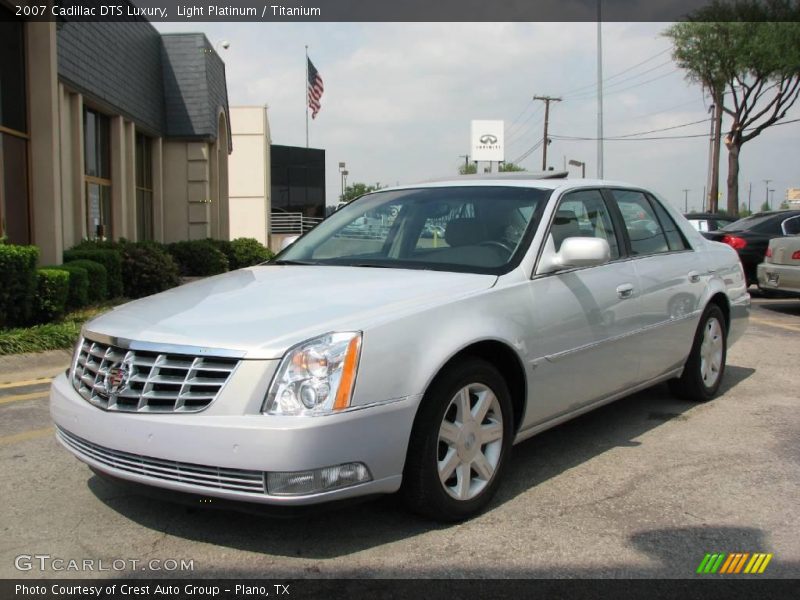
267, 462, 371, 496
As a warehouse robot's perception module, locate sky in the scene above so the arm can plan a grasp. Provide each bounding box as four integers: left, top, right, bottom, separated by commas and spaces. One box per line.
155, 21, 800, 212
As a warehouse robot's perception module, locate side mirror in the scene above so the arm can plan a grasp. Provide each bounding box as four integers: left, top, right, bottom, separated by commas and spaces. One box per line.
539, 237, 610, 274
279, 235, 300, 251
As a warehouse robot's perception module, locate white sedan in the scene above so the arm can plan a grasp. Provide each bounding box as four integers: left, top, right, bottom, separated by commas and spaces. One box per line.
50, 176, 749, 521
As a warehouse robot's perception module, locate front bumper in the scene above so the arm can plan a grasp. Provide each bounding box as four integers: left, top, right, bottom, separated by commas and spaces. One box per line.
50, 373, 419, 505
757, 263, 800, 297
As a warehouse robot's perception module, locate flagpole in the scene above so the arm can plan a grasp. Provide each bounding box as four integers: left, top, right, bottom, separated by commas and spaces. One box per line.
305, 45, 309, 148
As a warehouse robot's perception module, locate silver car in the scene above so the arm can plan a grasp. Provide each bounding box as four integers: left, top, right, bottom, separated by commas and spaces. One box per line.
50, 177, 749, 521
757, 235, 800, 297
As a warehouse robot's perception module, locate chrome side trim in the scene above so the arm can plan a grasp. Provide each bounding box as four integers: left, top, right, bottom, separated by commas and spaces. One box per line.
82, 329, 248, 359
513, 367, 684, 445
541, 311, 701, 363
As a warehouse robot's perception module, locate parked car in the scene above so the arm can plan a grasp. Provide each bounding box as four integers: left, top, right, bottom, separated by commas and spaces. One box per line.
704, 210, 800, 285
51, 178, 749, 521
684, 212, 738, 234
757, 235, 800, 298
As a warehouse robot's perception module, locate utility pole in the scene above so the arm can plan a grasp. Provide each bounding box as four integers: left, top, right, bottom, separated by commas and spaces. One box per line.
764, 179, 772, 210
458, 155, 470, 172
705, 104, 716, 212
682, 189, 690, 213
747, 182, 752, 213
533, 95, 561, 171
596, 0, 604, 178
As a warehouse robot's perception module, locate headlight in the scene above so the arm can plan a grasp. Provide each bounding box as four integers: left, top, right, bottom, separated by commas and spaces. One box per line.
263, 332, 362, 416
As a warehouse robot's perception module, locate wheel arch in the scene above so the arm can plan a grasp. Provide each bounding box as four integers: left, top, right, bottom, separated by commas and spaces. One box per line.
420, 339, 528, 434
707, 291, 731, 332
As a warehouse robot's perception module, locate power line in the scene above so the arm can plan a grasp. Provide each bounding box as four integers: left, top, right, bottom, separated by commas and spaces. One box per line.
563, 60, 675, 101
506, 104, 544, 145
510, 139, 544, 165
558, 47, 672, 98
565, 68, 681, 102
551, 115, 800, 142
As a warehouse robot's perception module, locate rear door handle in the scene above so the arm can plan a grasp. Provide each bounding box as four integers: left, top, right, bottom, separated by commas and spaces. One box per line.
688, 271, 701, 283
616, 283, 635, 299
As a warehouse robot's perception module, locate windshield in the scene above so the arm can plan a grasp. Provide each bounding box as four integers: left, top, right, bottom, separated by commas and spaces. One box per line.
276, 186, 551, 274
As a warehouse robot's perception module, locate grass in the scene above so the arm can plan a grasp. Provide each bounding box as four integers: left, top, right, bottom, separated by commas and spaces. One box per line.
0, 302, 119, 356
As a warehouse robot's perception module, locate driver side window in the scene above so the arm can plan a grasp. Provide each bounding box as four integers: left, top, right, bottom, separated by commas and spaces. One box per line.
552, 190, 620, 259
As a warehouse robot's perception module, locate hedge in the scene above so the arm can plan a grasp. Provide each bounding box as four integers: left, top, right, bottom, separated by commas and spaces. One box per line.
64, 259, 108, 302
34, 269, 70, 323
212, 238, 273, 270
168, 240, 229, 276
49, 264, 89, 309
120, 242, 180, 298
64, 249, 123, 298
0, 244, 39, 327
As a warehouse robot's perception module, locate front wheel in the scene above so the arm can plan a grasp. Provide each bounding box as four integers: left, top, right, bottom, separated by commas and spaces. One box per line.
669, 304, 727, 402
401, 358, 513, 521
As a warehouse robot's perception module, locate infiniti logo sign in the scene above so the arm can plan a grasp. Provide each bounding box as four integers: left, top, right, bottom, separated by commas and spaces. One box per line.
479, 134, 498, 144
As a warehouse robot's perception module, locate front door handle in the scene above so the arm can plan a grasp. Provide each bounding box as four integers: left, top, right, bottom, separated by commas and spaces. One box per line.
616, 283, 635, 299
688, 271, 701, 283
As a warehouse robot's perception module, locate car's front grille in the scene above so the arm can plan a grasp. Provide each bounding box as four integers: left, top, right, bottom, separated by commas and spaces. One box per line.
71, 337, 239, 413
57, 427, 266, 494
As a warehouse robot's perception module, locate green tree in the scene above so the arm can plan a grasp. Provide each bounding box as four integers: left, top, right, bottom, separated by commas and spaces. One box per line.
458, 163, 477, 175
779, 199, 790, 209
664, 1, 800, 216
760, 201, 771, 213
499, 162, 526, 172
341, 182, 383, 203
738, 203, 752, 217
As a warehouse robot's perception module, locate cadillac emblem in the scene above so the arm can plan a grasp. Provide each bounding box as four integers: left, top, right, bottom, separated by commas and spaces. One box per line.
102, 355, 133, 399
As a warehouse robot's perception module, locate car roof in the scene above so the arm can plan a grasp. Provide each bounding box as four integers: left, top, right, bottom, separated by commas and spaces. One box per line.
685, 213, 737, 219
379, 176, 638, 193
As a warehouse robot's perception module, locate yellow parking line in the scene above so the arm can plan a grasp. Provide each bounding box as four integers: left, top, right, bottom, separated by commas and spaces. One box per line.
0, 377, 54, 390
750, 317, 800, 333
0, 427, 53, 446
0, 391, 48, 405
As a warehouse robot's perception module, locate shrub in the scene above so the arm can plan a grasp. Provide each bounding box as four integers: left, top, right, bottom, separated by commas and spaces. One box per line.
168, 240, 229, 276
64, 249, 123, 298
65, 259, 108, 302
0, 244, 39, 327
49, 264, 89, 309
120, 242, 180, 298
33, 269, 70, 323
227, 238, 273, 269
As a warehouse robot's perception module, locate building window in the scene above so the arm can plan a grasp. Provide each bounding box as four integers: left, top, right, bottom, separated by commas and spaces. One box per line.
0, 6, 30, 244
84, 108, 112, 239
135, 133, 154, 241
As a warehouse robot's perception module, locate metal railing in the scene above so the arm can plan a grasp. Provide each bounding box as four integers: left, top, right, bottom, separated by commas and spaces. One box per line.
270, 212, 324, 235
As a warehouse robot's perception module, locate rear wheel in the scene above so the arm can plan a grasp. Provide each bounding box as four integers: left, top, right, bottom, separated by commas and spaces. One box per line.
401, 358, 513, 521
669, 304, 727, 402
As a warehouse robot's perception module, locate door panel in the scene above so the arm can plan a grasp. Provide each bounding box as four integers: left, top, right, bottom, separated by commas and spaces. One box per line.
521, 189, 642, 430
522, 261, 643, 428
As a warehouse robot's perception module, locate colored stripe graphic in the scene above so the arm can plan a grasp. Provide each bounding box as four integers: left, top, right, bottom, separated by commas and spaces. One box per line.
699, 552, 773, 574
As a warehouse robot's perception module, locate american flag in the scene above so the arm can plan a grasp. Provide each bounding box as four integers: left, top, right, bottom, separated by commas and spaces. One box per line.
307, 57, 324, 119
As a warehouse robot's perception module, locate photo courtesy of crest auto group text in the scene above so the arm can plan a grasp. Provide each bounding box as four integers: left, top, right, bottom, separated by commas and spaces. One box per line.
1, 0, 799, 598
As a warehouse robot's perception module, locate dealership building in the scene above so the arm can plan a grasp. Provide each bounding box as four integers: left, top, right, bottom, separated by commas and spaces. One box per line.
1, 2, 231, 264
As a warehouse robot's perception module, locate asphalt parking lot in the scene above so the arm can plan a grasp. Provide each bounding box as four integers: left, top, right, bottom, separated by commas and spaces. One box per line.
1, 295, 798, 579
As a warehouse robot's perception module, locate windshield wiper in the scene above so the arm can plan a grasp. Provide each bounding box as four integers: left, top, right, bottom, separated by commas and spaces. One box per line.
270, 259, 319, 266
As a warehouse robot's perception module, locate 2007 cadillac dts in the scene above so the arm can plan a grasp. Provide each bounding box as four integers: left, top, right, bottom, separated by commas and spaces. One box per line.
50, 176, 749, 521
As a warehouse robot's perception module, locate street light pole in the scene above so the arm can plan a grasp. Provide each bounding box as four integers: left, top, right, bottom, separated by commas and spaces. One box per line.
596, 0, 604, 178
568, 159, 586, 178
764, 179, 772, 210
338, 162, 346, 201
682, 188, 690, 213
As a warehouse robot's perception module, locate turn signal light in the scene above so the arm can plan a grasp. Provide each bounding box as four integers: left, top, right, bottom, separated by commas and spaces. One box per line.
792, 250, 800, 260
721, 235, 747, 250
765, 247, 773, 258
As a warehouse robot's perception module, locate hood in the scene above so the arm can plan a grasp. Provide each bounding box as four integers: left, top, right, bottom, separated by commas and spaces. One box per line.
84, 266, 496, 359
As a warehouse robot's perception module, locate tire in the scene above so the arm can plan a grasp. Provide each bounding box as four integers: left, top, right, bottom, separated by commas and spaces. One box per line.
401, 358, 513, 521
669, 304, 727, 402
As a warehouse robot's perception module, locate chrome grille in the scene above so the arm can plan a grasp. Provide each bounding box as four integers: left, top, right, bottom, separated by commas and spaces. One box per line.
57, 427, 266, 494
71, 337, 239, 413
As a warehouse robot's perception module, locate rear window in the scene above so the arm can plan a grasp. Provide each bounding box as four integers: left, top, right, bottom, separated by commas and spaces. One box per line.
722, 214, 781, 234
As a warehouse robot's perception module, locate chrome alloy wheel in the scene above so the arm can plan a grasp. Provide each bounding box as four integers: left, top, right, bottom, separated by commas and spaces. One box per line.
700, 316, 724, 387
437, 383, 504, 501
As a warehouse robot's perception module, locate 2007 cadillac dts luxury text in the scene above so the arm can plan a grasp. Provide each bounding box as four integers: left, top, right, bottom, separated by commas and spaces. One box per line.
50, 176, 749, 521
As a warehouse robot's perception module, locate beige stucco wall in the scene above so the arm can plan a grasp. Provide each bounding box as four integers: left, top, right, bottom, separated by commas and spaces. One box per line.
228, 106, 271, 245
